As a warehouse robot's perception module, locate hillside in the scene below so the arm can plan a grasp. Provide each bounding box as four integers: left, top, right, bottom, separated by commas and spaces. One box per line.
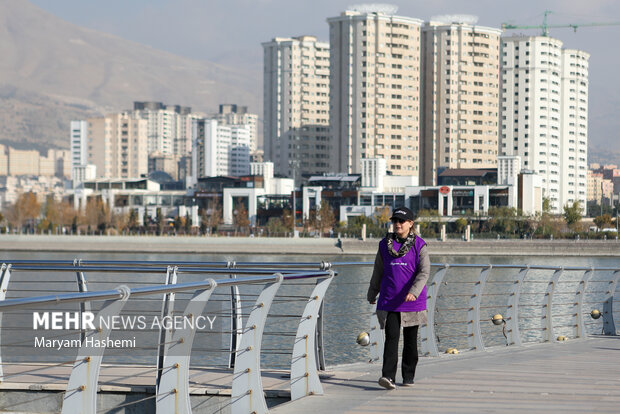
588, 146, 620, 167
0, 0, 261, 151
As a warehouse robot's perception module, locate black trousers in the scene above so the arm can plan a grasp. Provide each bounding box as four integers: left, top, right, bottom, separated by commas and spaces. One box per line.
382, 311, 419, 383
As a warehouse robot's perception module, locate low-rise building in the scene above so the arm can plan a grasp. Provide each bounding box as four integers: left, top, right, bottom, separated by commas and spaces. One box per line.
0, 145, 70, 178
0, 175, 66, 209
587, 170, 614, 204
338, 165, 544, 222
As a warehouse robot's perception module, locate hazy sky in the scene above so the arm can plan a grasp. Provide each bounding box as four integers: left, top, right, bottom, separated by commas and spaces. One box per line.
29, 0, 620, 148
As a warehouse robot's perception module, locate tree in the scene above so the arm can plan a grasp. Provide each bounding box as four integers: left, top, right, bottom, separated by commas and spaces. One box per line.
455, 217, 468, 233
184, 211, 191, 233
128, 209, 138, 231
155, 208, 165, 235
112, 211, 130, 234
487, 206, 518, 234
83, 198, 110, 233
534, 197, 554, 238
266, 217, 287, 235
563, 201, 583, 230
374, 205, 391, 229
174, 215, 182, 232
334, 220, 348, 236
203, 200, 222, 233
416, 209, 437, 236
306, 209, 317, 232
60, 202, 78, 230
593, 214, 613, 230
143, 208, 149, 230
282, 209, 294, 231
6, 192, 41, 231
234, 203, 250, 234
83, 198, 99, 230
316, 200, 336, 235
43, 196, 61, 231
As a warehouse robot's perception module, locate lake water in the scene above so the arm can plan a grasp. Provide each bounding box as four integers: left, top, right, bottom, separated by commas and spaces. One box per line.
1, 251, 618, 368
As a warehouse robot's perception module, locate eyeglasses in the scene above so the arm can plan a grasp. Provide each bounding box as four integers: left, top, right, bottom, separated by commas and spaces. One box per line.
391, 218, 406, 224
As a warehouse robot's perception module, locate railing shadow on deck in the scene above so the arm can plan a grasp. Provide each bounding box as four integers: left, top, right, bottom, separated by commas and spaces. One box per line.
0, 259, 617, 413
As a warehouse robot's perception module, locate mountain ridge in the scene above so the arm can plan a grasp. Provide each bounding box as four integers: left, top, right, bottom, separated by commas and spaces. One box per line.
0, 0, 261, 150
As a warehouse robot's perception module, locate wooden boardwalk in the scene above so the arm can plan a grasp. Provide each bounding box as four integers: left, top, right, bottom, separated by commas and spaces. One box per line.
272, 335, 620, 413
0, 364, 291, 396
0, 336, 618, 412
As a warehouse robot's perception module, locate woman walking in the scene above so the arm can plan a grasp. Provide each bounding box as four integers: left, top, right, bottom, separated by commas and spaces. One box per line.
367, 206, 430, 389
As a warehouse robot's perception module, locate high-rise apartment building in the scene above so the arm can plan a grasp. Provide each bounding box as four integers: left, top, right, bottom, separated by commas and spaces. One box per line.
70, 121, 88, 180
421, 18, 501, 185
560, 49, 589, 210
230, 125, 252, 176
87, 112, 148, 179
133, 101, 199, 157
500, 36, 589, 214
328, 8, 422, 180
192, 119, 251, 178
214, 104, 259, 153
262, 35, 331, 179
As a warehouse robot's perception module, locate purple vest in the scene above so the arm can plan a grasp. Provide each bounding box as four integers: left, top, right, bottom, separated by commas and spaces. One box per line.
377, 236, 427, 312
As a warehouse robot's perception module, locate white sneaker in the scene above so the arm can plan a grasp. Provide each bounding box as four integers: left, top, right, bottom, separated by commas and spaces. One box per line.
378, 377, 397, 390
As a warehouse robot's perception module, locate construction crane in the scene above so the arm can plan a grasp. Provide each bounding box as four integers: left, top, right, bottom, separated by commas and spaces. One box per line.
502, 10, 620, 37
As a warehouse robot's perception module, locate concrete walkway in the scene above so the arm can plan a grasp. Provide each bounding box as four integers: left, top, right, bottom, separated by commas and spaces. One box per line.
0, 234, 619, 256
272, 336, 620, 413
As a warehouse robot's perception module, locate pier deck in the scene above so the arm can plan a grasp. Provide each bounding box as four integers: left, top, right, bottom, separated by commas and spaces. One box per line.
0, 336, 618, 413
273, 335, 620, 413
0, 364, 291, 396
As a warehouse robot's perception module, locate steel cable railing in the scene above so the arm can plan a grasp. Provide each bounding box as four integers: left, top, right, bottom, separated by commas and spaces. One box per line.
0, 259, 617, 414
0, 261, 337, 414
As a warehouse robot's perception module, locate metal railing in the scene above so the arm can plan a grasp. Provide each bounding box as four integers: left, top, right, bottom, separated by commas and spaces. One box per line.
362, 263, 619, 360
0, 260, 335, 414
0, 259, 617, 414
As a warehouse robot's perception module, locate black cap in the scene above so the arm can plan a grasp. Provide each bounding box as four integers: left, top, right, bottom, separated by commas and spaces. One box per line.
390, 207, 414, 221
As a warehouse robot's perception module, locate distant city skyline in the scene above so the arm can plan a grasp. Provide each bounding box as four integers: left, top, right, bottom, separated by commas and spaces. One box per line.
28, 0, 620, 151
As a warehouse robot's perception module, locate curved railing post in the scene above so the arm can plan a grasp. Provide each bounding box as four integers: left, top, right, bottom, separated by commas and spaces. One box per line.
231, 274, 283, 414
315, 300, 326, 371
0, 263, 12, 380
505, 266, 528, 346
467, 265, 492, 351
574, 268, 594, 338
421, 265, 448, 357
73, 259, 90, 343
62, 285, 131, 414
603, 270, 619, 335
368, 304, 384, 363
544, 268, 563, 342
228, 261, 242, 369
315, 261, 331, 372
290, 271, 334, 401
156, 266, 178, 388
156, 279, 217, 414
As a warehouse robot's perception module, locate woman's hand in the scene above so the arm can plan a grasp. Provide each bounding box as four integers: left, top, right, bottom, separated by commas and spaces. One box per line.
405, 293, 417, 302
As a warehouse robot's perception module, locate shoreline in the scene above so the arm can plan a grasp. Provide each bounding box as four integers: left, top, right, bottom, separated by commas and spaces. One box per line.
0, 235, 618, 257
